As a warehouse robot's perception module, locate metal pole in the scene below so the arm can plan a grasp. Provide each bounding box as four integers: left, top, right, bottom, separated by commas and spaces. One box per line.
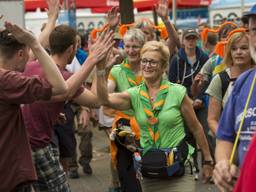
172, 0, 177, 25
241, 0, 245, 16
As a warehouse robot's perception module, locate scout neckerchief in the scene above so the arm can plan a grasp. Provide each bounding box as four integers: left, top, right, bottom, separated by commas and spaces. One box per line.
121, 58, 142, 87
139, 79, 169, 154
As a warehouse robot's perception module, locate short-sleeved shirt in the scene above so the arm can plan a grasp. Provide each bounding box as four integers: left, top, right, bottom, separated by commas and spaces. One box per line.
217, 68, 256, 165
200, 55, 224, 82
0, 68, 52, 191
127, 82, 187, 149
22, 61, 84, 149
206, 68, 232, 107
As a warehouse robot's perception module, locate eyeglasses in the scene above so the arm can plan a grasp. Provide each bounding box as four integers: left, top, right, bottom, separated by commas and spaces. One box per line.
140, 58, 160, 67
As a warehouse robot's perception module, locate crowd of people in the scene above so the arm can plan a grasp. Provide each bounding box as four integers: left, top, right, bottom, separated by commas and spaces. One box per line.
1, 0, 256, 191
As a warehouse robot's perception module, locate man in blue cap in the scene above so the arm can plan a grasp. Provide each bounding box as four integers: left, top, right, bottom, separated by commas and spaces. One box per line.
213, 4, 256, 192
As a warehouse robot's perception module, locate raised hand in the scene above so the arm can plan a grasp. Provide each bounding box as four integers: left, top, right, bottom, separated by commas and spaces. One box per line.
191, 73, 205, 98
106, 6, 120, 29
45, 0, 60, 20
155, 0, 169, 21
89, 30, 115, 66
4, 22, 37, 46
105, 48, 120, 73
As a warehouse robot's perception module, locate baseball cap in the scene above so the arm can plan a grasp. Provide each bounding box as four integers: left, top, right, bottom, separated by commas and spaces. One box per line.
244, 4, 256, 17
183, 28, 199, 39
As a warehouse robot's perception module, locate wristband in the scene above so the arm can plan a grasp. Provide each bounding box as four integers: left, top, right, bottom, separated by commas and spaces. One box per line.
203, 160, 214, 167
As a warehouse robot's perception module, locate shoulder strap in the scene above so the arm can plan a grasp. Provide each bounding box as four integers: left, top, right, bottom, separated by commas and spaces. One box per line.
176, 55, 185, 83
176, 55, 180, 82
219, 70, 230, 98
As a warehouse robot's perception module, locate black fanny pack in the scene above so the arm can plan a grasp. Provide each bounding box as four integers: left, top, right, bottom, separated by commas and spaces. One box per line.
138, 140, 188, 178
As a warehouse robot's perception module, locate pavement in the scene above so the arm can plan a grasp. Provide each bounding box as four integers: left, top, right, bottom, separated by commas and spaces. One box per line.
68, 127, 218, 192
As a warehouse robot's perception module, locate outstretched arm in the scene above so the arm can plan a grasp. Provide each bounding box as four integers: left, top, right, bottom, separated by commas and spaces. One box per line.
51, 30, 115, 101
95, 53, 131, 110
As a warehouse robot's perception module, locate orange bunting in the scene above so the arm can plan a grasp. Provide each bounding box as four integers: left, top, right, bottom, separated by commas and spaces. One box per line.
119, 21, 169, 39
218, 21, 238, 31
226, 28, 247, 40
90, 24, 109, 40
201, 28, 219, 44
214, 41, 227, 58
119, 23, 135, 38
201, 27, 209, 43
214, 28, 247, 58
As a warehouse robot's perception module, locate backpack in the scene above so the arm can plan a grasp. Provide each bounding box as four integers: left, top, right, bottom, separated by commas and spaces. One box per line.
219, 70, 230, 98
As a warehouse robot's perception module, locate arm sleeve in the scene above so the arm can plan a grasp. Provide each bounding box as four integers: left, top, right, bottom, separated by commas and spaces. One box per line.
200, 57, 215, 82
216, 89, 236, 142
176, 84, 187, 106
205, 74, 222, 103
0, 70, 52, 104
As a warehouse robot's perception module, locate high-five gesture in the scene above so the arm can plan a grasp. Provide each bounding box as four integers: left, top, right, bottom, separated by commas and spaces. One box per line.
89, 30, 115, 64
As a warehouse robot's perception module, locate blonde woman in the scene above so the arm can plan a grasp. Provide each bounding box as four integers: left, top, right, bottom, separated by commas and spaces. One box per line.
96, 41, 214, 186
206, 29, 254, 135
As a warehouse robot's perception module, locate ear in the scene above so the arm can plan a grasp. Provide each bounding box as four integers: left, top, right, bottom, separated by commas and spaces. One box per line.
65, 45, 74, 54
66, 44, 76, 54
17, 49, 24, 57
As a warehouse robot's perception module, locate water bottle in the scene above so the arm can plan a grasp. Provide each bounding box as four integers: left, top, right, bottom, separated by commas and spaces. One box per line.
134, 152, 142, 162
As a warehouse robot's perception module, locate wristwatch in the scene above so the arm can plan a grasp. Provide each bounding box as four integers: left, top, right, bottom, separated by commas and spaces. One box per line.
203, 160, 215, 167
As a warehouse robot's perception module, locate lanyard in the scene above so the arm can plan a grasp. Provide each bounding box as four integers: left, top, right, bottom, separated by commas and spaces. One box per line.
230, 73, 256, 164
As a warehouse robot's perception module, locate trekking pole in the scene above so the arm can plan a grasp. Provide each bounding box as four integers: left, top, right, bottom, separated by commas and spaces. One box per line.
229, 74, 256, 164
